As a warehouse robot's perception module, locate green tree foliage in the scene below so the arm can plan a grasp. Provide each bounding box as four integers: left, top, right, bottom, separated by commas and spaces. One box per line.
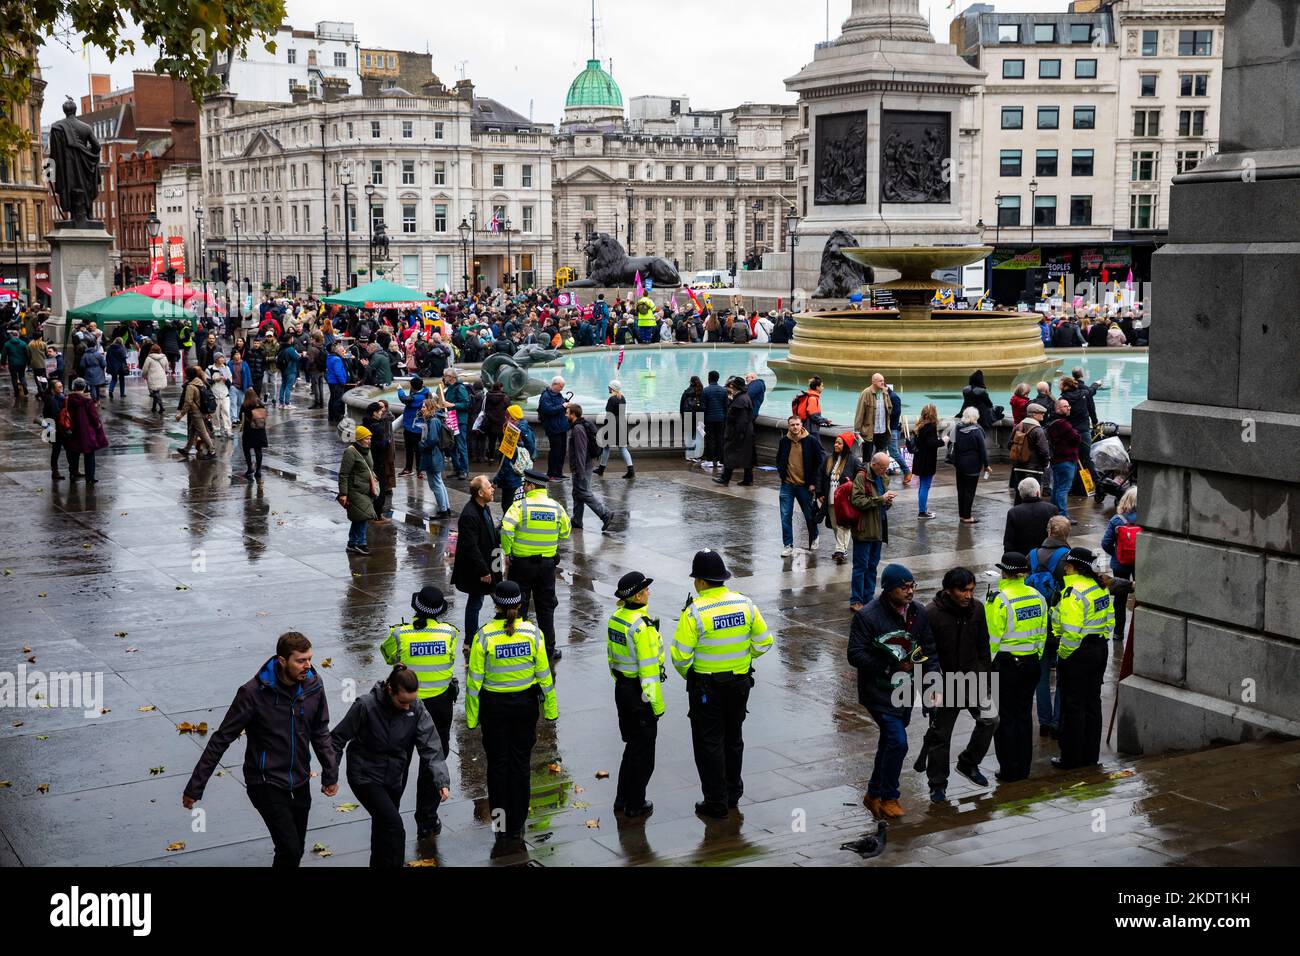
0, 0, 287, 153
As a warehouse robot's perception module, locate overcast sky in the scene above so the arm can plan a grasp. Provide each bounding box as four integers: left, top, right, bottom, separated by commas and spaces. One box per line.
40, 0, 1077, 126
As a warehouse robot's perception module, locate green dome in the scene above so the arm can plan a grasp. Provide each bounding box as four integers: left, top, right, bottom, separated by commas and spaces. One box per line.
565, 58, 623, 109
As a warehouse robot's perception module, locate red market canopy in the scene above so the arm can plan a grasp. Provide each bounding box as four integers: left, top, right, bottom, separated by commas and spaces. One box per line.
124, 278, 223, 313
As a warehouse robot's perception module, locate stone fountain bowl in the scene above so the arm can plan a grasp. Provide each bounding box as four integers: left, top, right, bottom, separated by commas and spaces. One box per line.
841, 245, 993, 282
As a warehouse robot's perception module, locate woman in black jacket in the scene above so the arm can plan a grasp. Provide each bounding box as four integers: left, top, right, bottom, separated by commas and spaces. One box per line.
330, 666, 449, 868
239, 388, 269, 480
715, 376, 754, 486
950, 406, 992, 523
596, 380, 634, 478
680, 375, 704, 461
961, 370, 998, 430
910, 403, 944, 519
817, 431, 861, 563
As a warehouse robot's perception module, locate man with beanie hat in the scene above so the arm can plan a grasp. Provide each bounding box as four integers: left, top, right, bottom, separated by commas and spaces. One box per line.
380, 587, 459, 837
493, 404, 537, 514
847, 563, 936, 819
985, 552, 1048, 782
397, 376, 432, 476
607, 571, 665, 820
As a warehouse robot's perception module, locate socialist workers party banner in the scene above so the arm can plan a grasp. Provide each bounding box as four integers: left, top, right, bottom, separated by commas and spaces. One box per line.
148, 237, 166, 279
168, 237, 185, 279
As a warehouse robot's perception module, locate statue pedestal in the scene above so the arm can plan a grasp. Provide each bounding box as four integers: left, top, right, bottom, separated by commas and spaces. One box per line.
44, 227, 113, 345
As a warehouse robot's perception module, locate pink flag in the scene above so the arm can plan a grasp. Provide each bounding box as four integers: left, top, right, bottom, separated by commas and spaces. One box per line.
617, 346, 625, 371
670, 295, 679, 312
634, 271, 644, 298
1125, 269, 1134, 291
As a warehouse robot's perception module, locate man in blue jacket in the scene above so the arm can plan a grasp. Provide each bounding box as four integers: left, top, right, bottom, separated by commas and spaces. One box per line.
325, 344, 349, 424
538, 375, 570, 479
886, 384, 912, 485
700, 370, 728, 469
397, 376, 431, 476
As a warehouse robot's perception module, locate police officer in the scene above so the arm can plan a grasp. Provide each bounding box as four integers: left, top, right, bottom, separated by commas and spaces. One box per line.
671, 550, 772, 818
1050, 548, 1114, 771
985, 553, 1048, 783
607, 571, 665, 820
500, 468, 571, 662
465, 581, 558, 844
380, 587, 459, 838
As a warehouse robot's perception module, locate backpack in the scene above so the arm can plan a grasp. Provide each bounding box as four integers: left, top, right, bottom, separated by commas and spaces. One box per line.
1027, 547, 1068, 607
792, 391, 811, 420
276, 348, 290, 371
57, 404, 72, 432
581, 419, 601, 460
1009, 423, 1033, 464
436, 419, 456, 454
1115, 517, 1142, 567
198, 384, 218, 415
512, 446, 534, 476
833, 476, 862, 526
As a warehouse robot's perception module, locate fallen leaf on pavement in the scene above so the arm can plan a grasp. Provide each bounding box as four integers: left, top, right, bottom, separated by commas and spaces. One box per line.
175, 585, 189, 591
405, 858, 438, 867
2, 569, 10, 575
572, 801, 589, 810
21, 645, 31, 653
114, 632, 128, 638
82, 544, 91, 550
125, 647, 139, 653
319, 658, 333, 668
149, 766, 165, 775
100, 708, 111, 715
547, 762, 562, 774
176, 722, 209, 736
311, 842, 333, 857
36, 593, 45, 598
36, 735, 48, 740
1108, 769, 1136, 779
573, 785, 585, 794
256, 611, 270, 617
585, 819, 600, 828
10, 721, 22, 728
25, 656, 35, 664
594, 770, 610, 779
165, 841, 185, 852
335, 802, 360, 813
138, 705, 156, 712
0, 781, 10, 788
36, 784, 49, 794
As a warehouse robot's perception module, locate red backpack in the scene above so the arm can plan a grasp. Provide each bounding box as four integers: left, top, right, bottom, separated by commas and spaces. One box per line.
791, 391, 810, 420
1115, 517, 1142, 566
833, 478, 861, 526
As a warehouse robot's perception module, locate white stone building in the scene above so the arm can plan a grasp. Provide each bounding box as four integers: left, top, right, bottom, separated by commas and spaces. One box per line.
208, 21, 362, 105
155, 164, 205, 278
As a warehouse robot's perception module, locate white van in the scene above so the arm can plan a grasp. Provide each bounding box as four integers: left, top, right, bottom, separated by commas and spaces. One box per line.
690, 270, 732, 289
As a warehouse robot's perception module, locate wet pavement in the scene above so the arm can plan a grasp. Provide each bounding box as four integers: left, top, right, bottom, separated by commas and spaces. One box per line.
1, 373, 1297, 868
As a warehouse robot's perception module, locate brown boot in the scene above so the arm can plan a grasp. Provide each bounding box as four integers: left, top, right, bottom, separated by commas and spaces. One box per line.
863, 794, 883, 819
880, 799, 906, 819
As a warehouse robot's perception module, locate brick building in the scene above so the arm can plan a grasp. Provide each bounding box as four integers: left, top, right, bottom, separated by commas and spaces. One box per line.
0, 52, 50, 308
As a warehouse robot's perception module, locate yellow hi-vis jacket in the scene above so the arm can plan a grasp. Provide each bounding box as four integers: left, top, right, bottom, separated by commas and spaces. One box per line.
380, 620, 460, 698
1051, 573, 1115, 659
464, 618, 557, 729
670, 586, 771, 677
984, 578, 1048, 657
500, 488, 571, 558
607, 604, 666, 715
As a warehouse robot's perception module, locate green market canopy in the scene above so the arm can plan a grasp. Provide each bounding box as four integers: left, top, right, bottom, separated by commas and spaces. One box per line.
322, 280, 437, 311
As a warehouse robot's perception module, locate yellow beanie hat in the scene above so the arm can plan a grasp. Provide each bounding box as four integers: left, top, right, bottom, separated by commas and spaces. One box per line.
507, 405, 524, 420
354, 425, 373, 440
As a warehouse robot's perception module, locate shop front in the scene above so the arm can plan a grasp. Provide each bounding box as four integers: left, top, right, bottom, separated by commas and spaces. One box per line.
986, 242, 1158, 310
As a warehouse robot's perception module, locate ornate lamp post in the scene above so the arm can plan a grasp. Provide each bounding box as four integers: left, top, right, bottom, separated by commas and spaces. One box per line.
364, 182, 377, 281
624, 186, 634, 255
340, 165, 354, 288
468, 208, 478, 293
503, 216, 513, 294
459, 218, 470, 293
1029, 178, 1039, 245
785, 210, 799, 312
194, 205, 206, 319
231, 213, 242, 324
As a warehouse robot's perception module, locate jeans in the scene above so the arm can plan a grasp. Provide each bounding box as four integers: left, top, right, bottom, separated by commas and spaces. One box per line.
464, 590, 485, 641
916, 474, 934, 513
150, 388, 165, 414
599, 445, 634, 469
1051, 461, 1077, 517
779, 483, 819, 548
308, 372, 324, 407
638, 325, 654, 343
704, 420, 724, 463
866, 708, 909, 801
453, 431, 468, 476
278, 367, 298, 406
348, 519, 369, 548
887, 428, 910, 476
230, 386, 244, 423
851, 539, 883, 606
246, 783, 311, 868
571, 470, 609, 527
108, 372, 127, 398
352, 781, 407, 868
1037, 646, 1062, 729
425, 469, 450, 513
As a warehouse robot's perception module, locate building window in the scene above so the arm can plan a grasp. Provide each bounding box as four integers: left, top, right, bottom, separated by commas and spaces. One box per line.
1142, 30, 1159, 56
704, 198, 715, 212
1069, 23, 1093, 43
1039, 59, 1061, 79
434, 161, 446, 185
522, 164, 532, 188
704, 221, 715, 242
727, 166, 737, 181
685, 165, 695, 182
998, 24, 1020, 43
1073, 106, 1096, 129
493, 164, 505, 188
346, 122, 353, 139
401, 121, 413, 139
664, 165, 675, 181
434, 122, 444, 140
684, 221, 694, 242
1002, 107, 1024, 130
1130, 194, 1156, 229
291, 206, 299, 232
370, 160, 383, 185
1180, 73, 1210, 97
998, 195, 1021, 226
705, 251, 716, 270
627, 164, 636, 179
1069, 195, 1092, 226
706, 165, 717, 181
1179, 109, 1207, 136
1033, 23, 1056, 43
725, 197, 736, 213
1140, 74, 1158, 97
347, 205, 356, 231
1179, 30, 1213, 56
664, 221, 674, 243
1131, 150, 1158, 181
1176, 149, 1203, 174
665, 198, 674, 211
1037, 106, 1059, 129
307, 50, 317, 66
371, 121, 381, 139
645, 221, 654, 241
785, 165, 795, 181
398, 160, 414, 186
1000, 149, 1023, 177
290, 166, 297, 187
1036, 149, 1058, 176
1033, 195, 1057, 227
1134, 110, 1161, 137
726, 221, 736, 241
522, 205, 533, 232
287, 48, 297, 64
755, 165, 766, 181
431, 203, 446, 233
402, 204, 416, 233
1071, 149, 1095, 176
1003, 59, 1025, 79
583, 196, 595, 213
303, 206, 310, 232
645, 197, 655, 211
754, 221, 765, 242
1075, 58, 1097, 79
334, 51, 347, 68
371, 205, 384, 231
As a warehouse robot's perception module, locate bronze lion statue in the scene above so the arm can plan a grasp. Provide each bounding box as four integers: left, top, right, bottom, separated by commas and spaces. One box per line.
813, 229, 874, 299
566, 233, 680, 288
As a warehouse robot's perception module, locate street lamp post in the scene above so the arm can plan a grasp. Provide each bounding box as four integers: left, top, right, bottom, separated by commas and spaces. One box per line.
459, 219, 470, 293
340, 166, 353, 288
319, 121, 330, 295
145, 210, 162, 280
365, 182, 376, 282
7, 207, 20, 307
624, 186, 634, 255
194, 206, 206, 321
231, 214, 242, 325
1028, 178, 1039, 245
262, 227, 270, 293
468, 208, 478, 293
729, 212, 736, 276
785, 211, 799, 313
994, 193, 1004, 245
503, 216, 513, 294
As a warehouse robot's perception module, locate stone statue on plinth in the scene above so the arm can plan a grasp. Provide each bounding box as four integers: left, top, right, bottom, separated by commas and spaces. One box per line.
48, 98, 102, 229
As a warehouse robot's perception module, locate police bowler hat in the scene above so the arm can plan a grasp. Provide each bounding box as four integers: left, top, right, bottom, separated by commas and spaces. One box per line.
689, 549, 731, 582
412, 587, 448, 618
493, 581, 524, 607
615, 571, 653, 601
996, 552, 1030, 574
522, 469, 551, 486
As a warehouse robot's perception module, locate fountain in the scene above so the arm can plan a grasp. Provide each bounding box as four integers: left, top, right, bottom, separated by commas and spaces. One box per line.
770, 245, 1057, 392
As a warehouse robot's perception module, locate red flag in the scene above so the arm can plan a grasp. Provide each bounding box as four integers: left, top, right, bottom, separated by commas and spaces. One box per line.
777, 298, 782, 312
686, 286, 703, 312
616, 346, 625, 371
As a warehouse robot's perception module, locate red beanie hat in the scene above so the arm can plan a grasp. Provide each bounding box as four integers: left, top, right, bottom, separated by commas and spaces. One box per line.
839, 431, 857, 449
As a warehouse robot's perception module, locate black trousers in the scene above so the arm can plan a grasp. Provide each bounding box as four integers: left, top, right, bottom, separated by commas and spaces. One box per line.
327, 382, 345, 423
955, 471, 980, 519
51, 436, 70, 474
919, 702, 997, 789
8, 364, 27, 395
545, 430, 566, 477
415, 691, 453, 832
614, 677, 658, 812
704, 420, 724, 462
687, 671, 751, 807
993, 653, 1042, 781
1057, 637, 1108, 768
479, 690, 539, 838
243, 445, 264, 474
403, 429, 422, 472
509, 555, 558, 656
309, 372, 324, 407
718, 465, 753, 484
352, 781, 406, 868
67, 450, 96, 481
247, 783, 311, 868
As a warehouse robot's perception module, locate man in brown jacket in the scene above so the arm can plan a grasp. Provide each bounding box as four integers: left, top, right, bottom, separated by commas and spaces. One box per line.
177, 365, 216, 459
848, 452, 897, 610
854, 373, 893, 453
